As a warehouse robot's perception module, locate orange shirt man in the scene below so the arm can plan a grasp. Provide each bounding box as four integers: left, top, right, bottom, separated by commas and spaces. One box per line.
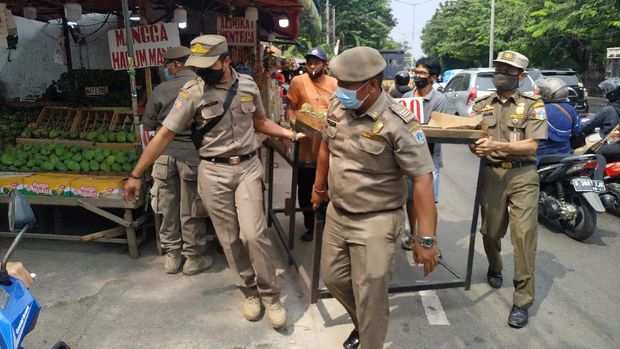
286, 48, 337, 242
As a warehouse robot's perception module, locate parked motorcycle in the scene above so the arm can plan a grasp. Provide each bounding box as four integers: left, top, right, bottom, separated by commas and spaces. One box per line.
0, 191, 70, 349
538, 153, 606, 241
600, 160, 620, 215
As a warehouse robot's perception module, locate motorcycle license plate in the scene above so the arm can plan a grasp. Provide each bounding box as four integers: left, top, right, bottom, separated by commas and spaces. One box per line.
572, 178, 606, 193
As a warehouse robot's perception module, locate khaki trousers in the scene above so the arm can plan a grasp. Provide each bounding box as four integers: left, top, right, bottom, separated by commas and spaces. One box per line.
197, 156, 279, 302
480, 164, 539, 308
151, 153, 208, 257
321, 203, 404, 349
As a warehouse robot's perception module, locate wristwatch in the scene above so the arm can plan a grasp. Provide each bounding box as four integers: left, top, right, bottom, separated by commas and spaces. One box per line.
414, 235, 436, 249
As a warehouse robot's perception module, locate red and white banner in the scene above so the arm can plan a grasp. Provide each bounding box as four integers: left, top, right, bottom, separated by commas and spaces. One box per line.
107, 23, 180, 70
394, 97, 427, 123
217, 17, 256, 47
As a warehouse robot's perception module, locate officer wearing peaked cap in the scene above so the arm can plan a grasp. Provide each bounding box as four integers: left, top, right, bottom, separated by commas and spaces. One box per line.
311, 46, 438, 349
142, 46, 211, 276
124, 35, 305, 329
471, 50, 547, 328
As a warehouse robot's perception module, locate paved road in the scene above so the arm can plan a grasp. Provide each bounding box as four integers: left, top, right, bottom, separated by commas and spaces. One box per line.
5, 143, 619, 349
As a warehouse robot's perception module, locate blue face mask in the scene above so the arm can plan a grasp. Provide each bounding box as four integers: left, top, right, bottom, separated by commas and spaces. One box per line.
335, 81, 370, 109
162, 66, 174, 81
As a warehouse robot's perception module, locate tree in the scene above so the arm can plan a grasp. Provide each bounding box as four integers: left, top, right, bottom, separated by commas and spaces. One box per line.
420, 0, 620, 84
298, 0, 398, 51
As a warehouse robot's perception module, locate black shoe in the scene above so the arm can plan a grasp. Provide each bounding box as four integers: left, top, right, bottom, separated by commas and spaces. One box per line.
508, 305, 528, 328
486, 268, 503, 289
300, 229, 314, 242
343, 330, 360, 349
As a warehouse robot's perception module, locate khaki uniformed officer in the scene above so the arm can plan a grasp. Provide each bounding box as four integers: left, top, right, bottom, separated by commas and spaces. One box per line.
124, 35, 304, 329
143, 46, 211, 276
471, 50, 547, 328
311, 47, 439, 349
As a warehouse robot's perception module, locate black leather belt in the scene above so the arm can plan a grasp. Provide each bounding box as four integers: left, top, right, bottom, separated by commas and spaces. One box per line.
201, 151, 256, 165
487, 160, 535, 169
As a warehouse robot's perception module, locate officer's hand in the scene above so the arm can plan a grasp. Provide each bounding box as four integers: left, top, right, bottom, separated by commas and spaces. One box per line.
295, 132, 307, 142
6, 262, 33, 288
474, 137, 496, 157
123, 178, 142, 202
609, 129, 620, 143
413, 243, 439, 277
311, 190, 329, 211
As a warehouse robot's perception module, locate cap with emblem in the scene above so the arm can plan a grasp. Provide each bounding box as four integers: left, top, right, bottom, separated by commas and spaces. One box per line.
493, 50, 529, 71
329, 46, 387, 82
185, 35, 228, 69
305, 47, 328, 61
163, 46, 191, 63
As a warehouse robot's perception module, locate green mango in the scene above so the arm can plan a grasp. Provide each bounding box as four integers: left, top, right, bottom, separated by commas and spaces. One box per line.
83, 150, 95, 160
97, 134, 109, 143
115, 131, 127, 143
100, 162, 111, 172
67, 161, 81, 172
106, 155, 116, 165
89, 160, 100, 171
71, 153, 82, 162
80, 160, 90, 172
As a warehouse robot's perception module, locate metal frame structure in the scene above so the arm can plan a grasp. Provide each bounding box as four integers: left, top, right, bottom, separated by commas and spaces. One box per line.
265, 134, 483, 303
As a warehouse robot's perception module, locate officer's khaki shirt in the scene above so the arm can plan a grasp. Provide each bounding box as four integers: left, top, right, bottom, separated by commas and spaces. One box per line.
163, 68, 265, 158
323, 92, 435, 214
473, 91, 548, 163
143, 70, 197, 154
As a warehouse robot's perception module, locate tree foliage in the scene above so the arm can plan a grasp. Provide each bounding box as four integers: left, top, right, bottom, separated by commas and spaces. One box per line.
421, 0, 620, 77
298, 0, 400, 53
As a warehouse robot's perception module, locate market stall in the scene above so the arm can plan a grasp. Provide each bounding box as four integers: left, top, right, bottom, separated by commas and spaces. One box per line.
0, 105, 150, 257
265, 110, 486, 302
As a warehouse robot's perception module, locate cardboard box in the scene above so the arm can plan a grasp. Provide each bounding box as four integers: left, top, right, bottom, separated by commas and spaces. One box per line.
428, 112, 482, 129
70, 176, 125, 199
21, 173, 76, 197
0, 172, 33, 195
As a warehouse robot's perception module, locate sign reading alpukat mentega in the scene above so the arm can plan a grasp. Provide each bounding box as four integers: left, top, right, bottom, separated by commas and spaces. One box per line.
107, 22, 180, 70
217, 17, 256, 47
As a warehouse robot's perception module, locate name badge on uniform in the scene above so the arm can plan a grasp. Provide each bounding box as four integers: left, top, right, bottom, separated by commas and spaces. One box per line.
240, 96, 254, 102
361, 130, 386, 142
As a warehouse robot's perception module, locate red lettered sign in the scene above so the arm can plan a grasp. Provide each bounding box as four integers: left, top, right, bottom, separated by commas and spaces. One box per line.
394, 97, 426, 123
107, 23, 180, 70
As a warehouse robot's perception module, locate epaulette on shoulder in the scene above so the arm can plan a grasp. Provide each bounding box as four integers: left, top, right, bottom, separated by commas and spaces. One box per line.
519, 92, 541, 100
182, 77, 202, 91
473, 94, 492, 104
389, 102, 416, 123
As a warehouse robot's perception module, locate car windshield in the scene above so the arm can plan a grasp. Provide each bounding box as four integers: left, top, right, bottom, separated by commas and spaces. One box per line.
541, 72, 580, 86
475, 73, 535, 92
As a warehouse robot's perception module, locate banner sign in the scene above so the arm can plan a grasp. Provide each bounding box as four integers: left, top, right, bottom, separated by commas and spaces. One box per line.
107, 23, 180, 70
394, 97, 427, 123
84, 86, 109, 96
217, 17, 256, 47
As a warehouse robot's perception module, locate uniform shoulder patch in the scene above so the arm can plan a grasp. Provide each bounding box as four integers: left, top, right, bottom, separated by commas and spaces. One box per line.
532, 100, 545, 109
389, 102, 416, 123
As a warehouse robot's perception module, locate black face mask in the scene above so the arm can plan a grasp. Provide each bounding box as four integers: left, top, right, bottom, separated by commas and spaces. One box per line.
198, 67, 226, 86
309, 70, 324, 80
413, 76, 430, 89
493, 72, 519, 92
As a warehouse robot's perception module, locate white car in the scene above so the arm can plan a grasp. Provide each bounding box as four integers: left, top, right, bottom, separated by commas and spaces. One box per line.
441, 68, 539, 116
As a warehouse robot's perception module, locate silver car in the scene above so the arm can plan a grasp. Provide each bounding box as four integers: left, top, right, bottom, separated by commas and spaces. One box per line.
441, 68, 539, 116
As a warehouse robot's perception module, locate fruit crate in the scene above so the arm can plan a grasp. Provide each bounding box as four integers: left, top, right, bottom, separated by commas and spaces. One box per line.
33, 107, 79, 131
71, 108, 117, 132
110, 110, 140, 132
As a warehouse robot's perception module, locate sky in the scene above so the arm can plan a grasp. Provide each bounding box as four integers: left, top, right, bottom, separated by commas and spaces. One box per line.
389, 0, 444, 60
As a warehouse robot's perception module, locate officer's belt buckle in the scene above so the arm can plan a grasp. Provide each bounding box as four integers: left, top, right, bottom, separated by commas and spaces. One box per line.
229, 156, 241, 165
500, 161, 513, 169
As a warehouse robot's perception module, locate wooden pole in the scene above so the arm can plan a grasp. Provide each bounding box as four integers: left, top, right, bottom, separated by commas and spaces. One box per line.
61, 11, 74, 95
140, 0, 153, 98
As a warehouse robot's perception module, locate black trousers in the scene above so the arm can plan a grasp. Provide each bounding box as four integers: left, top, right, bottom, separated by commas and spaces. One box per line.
297, 167, 315, 231
598, 143, 620, 162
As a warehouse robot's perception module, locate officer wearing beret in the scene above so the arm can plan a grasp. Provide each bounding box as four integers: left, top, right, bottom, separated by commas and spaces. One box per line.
311, 46, 438, 349
125, 35, 304, 329
471, 50, 547, 328
143, 46, 211, 276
